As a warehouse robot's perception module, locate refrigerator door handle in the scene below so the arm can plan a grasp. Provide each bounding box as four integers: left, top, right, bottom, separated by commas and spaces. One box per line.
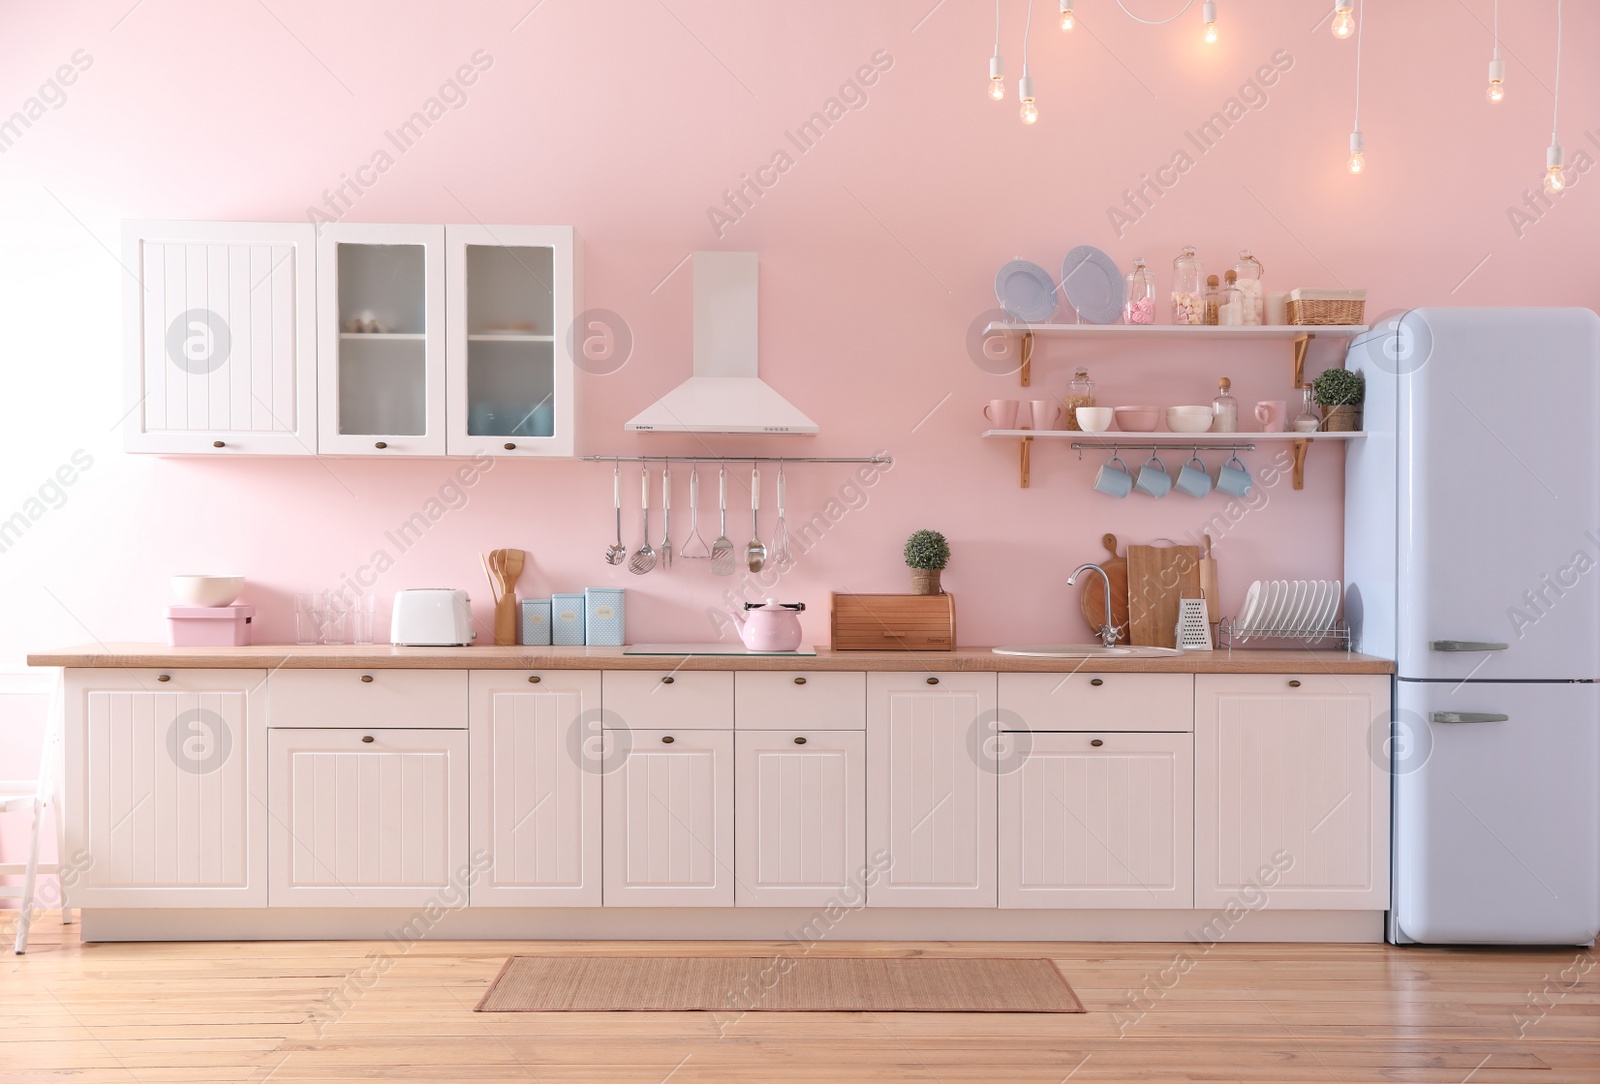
1430, 640, 1510, 652
1429, 711, 1511, 724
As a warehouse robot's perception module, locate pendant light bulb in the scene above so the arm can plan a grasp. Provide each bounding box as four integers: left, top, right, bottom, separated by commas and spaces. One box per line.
988, 54, 1005, 100
1486, 59, 1505, 103
1059, 2, 1073, 30
1545, 144, 1566, 195
1202, 1, 1218, 43
1332, 1, 1355, 39
1348, 130, 1365, 174
1019, 72, 1038, 124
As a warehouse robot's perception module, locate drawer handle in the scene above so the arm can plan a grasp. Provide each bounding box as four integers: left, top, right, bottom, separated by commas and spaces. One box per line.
1089, 678, 1104, 686
661, 676, 675, 684
1090, 739, 1104, 747
361, 675, 374, 683
212, 440, 225, 448
926, 676, 939, 685
528, 675, 542, 684
157, 674, 171, 682
1287, 679, 1301, 688
374, 441, 388, 449
361, 735, 374, 743
661, 735, 675, 744
504, 442, 516, 450
793, 677, 807, 685
793, 736, 807, 745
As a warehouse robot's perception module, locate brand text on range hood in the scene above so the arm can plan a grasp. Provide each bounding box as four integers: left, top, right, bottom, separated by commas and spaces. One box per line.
625, 252, 819, 434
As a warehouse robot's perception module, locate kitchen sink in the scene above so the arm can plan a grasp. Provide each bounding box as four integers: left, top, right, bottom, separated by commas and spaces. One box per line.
992, 644, 1186, 658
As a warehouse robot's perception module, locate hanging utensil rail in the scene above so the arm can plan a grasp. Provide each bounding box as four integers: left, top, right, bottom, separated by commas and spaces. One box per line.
583, 455, 892, 465
1068, 442, 1255, 458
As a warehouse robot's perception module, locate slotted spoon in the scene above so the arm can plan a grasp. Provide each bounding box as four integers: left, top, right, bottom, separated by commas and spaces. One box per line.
681, 463, 710, 559
745, 465, 767, 573
628, 466, 656, 575
605, 465, 626, 565
710, 465, 736, 576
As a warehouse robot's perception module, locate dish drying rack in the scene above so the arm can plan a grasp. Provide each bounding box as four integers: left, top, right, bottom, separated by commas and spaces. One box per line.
1217, 616, 1353, 655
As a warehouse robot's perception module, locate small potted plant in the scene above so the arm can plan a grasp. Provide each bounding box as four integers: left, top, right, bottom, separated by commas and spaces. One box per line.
1312, 366, 1365, 432
903, 529, 950, 595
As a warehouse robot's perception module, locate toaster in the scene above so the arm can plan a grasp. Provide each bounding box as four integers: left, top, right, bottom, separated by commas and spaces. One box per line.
391, 589, 475, 646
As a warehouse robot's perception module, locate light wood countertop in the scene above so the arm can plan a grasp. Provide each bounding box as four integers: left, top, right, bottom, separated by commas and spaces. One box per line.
27, 643, 1394, 674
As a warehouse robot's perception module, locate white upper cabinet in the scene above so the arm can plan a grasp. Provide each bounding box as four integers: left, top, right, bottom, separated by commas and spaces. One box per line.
316, 223, 447, 456
122, 221, 316, 454
445, 225, 579, 457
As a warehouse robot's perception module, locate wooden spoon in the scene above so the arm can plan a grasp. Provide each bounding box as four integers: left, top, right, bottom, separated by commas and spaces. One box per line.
491, 549, 524, 646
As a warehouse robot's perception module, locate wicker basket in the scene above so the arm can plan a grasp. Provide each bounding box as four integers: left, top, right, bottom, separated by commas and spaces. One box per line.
1288, 297, 1366, 325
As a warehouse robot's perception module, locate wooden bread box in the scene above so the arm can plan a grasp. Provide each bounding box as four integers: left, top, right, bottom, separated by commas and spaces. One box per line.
830, 593, 956, 651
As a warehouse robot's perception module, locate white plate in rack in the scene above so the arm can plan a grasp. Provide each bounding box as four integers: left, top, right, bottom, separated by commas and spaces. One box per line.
1285, 580, 1312, 635
1236, 580, 1263, 640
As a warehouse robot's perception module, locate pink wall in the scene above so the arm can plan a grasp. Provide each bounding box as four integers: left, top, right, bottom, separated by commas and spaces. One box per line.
1, 0, 1597, 666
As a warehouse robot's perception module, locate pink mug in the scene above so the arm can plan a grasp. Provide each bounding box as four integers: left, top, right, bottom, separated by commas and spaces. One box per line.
1027, 399, 1062, 431
984, 399, 1020, 429
1255, 400, 1287, 433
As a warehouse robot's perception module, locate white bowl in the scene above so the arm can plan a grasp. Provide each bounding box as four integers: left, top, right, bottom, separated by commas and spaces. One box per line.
1166, 406, 1214, 433
1076, 406, 1115, 433
171, 575, 245, 607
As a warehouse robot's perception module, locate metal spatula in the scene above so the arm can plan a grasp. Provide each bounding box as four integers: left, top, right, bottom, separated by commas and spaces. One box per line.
710, 465, 736, 576
745, 465, 767, 573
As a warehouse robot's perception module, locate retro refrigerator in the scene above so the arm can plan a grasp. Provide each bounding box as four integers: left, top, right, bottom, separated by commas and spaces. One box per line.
1345, 307, 1600, 945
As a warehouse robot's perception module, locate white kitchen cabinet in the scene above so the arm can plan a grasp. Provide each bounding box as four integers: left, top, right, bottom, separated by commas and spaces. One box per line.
469, 671, 601, 906
267, 728, 468, 907
734, 729, 866, 907
1195, 674, 1391, 909
64, 669, 267, 907
316, 223, 447, 455
445, 225, 579, 457
602, 729, 733, 906
999, 732, 1193, 909
122, 222, 316, 455
865, 673, 998, 907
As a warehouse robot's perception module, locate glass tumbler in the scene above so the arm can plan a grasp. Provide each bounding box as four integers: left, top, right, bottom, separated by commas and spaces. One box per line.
350, 594, 376, 645
293, 593, 322, 645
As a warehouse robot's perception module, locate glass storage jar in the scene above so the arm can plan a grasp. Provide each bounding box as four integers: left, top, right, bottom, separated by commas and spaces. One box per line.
1062, 367, 1094, 431
1124, 257, 1154, 324
1232, 249, 1265, 325
1171, 245, 1204, 324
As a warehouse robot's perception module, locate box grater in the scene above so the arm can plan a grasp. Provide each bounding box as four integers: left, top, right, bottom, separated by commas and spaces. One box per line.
1175, 594, 1213, 651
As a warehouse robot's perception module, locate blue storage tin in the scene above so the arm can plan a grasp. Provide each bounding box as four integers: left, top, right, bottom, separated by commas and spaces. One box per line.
584, 588, 625, 646
551, 593, 586, 646
520, 599, 552, 646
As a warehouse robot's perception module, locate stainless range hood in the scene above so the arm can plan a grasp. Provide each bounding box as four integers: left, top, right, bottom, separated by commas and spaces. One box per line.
625, 252, 818, 434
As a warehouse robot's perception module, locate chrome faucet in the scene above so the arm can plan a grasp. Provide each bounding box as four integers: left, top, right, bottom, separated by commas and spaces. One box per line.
1068, 562, 1123, 647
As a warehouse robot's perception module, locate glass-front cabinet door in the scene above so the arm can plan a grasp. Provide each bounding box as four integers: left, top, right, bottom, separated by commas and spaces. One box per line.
316, 224, 446, 455
445, 225, 578, 457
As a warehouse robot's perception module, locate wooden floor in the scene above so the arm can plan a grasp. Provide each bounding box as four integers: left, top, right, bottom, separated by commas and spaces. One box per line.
3, 913, 1598, 1083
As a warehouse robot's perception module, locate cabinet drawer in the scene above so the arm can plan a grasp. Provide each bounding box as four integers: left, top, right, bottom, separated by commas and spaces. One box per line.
735, 672, 866, 730
603, 671, 733, 730
268, 670, 467, 729
999, 673, 1194, 732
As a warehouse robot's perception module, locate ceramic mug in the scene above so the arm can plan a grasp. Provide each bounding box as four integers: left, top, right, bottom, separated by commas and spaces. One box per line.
984, 399, 1020, 429
1027, 399, 1062, 431
1134, 454, 1172, 498
1093, 454, 1134, 498
1216, 454, 1253, 497
1255, 400, 1287, 433
1174, 454, 1212, 498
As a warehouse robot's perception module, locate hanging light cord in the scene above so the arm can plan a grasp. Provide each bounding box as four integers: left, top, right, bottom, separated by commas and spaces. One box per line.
1024, 0, 1034, 67
1113, 0, 1196, 24
1492, 0, 1500, 61
1552, 0, 1563, 142
1353, 0, 1364, 131
994, 0, 1002, 53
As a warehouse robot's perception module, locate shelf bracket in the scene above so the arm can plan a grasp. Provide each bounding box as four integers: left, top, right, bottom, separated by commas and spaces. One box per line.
1292, 333, 1314, 388
1291, 438, 1310, 490
1019, 331, 1033, 388
1020, 436, 1032, 488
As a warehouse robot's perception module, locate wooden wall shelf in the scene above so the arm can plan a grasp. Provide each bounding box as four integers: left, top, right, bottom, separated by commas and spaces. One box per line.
982, 430, 1364, 491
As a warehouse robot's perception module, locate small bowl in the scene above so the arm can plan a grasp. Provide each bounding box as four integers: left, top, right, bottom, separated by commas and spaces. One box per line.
1113, 406, 1161, 433
1076, 406, 1115, 433
1166, 406, 1215, 433
171, 575, 245, 607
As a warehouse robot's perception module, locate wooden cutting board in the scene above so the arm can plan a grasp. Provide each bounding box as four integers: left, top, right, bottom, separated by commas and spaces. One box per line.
1078, 533, 1130, 644
1126, 541, 1202, 648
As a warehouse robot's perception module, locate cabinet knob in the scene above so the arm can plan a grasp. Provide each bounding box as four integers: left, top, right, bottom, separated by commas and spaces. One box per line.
661, 676, 675, 684
1090, 738, 1104, 747
157, 674, 171, 682
527, 675, 542, 684
374, 441, 387, 449
1288, 679, 1302, 688
1089, 678, 1104, 686
661, 735, 675, 744
212, 440, 225, 448
361, 735, 374, 743
793, 736, 807, 745
926, 676, 939, 685
793, 677, 807, 685
360, 674, 374, 683
503, 442, 516, 451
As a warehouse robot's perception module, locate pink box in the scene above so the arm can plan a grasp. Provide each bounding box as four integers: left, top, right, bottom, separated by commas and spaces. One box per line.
167, 605, 255, 647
